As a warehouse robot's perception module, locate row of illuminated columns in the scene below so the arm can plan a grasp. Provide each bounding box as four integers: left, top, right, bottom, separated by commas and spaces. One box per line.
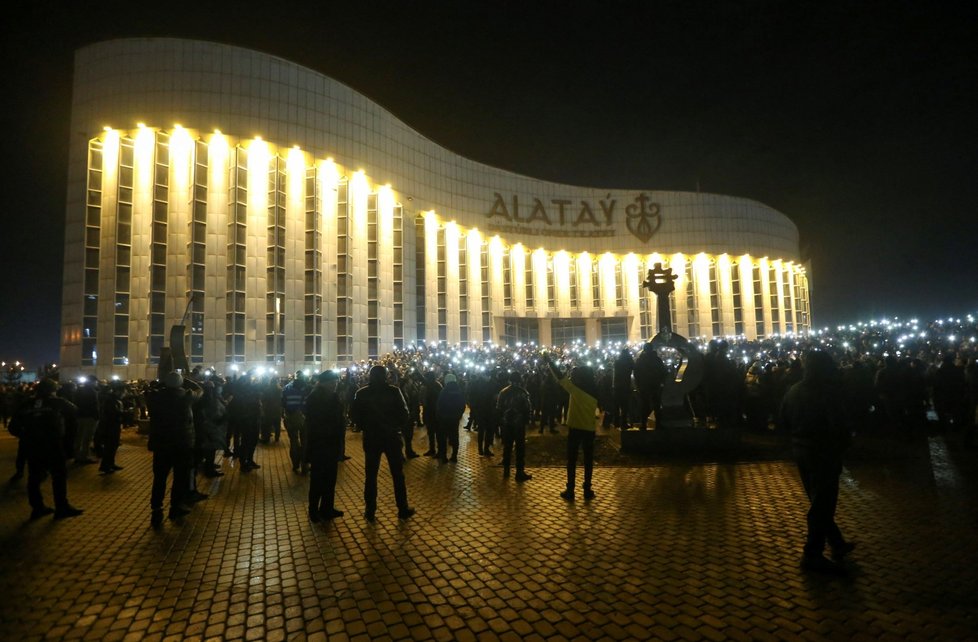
87, 125, 405, 377
419, 214, 810, 344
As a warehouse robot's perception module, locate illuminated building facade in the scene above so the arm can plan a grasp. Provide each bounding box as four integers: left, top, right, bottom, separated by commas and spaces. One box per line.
61, 39, 811, 378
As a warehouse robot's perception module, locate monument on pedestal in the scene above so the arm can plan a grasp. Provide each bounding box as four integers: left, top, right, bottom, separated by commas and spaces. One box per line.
621, 263, 737, 455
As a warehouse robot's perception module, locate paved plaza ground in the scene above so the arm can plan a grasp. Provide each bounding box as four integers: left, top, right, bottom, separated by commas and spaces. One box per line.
0, 423, 976, 641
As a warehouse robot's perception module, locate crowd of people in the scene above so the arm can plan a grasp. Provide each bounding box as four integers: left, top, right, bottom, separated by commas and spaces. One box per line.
2, 313, 976, 573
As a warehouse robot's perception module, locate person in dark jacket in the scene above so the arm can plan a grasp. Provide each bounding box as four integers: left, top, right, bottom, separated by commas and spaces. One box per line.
780, 350, 854, 575
73, 375, 100, 464
282, 371, 312, 473
227, 373, 262, 471
421, 371, 442, 456
303, 370, 346, 522
9, 379, 83, 520
351, 365, 415, 521
612, 349, 635, 429
147, 372, 202, 527
435, 374, 466, 462
97, 380, 126, 474
496, 371, 533, 481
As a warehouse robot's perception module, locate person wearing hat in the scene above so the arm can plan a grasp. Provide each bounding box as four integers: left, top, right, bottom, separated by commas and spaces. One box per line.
495, 371, 533, 481
8, 379, 84, 520
303, 370, 345, 522
435, 373, 466, 462
351, 365, 415, 521
146, 372, 202, 527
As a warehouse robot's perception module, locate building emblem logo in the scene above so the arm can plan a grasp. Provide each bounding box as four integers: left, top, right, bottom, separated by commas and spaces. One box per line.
625, 194, 661, 243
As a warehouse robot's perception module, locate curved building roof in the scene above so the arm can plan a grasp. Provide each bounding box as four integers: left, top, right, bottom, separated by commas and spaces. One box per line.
71, 38, 800, 260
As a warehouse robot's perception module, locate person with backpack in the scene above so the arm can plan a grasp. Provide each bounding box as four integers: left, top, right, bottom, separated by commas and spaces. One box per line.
496, 371, 533, 481
8, 379, 84, 520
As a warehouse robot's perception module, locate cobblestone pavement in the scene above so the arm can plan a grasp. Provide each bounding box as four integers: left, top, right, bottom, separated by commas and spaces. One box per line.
0, 425, 976, 641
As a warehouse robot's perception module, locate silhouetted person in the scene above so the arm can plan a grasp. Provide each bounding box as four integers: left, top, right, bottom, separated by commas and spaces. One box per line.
282, 371, 311, 473
421, 371, 442, 456
613, 348, 635, 429
780, 350, 854, 575
496, 371, 533, 481
351, 365, 415, 521
435, 374, 466, 462
304, 370, 345, 522
634, 343, 667, 430
260, 377, 283, 443
228, 374, 262, 471
73, 375, 100, 464
546, 357, 598, 501
9, 379, 83, 520
147, 372, 202, 526
97, 380, 126, 474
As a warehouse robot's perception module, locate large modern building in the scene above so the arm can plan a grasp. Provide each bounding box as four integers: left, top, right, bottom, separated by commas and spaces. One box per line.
61, 38, 811, 379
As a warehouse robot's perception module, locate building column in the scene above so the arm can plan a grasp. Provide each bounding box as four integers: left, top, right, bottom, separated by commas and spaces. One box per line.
538, 318, 552, 347
511, 244, 526, 316
738, 256, 757, 340
129, 126, 156, 377
466, 229, 483, 345
773, 259, 787, 335
245, 139, 270, 364
554, 251, 571, 317
444, 221, 461, 345
622, 253, 642, 343
319, 160, 340, 366
284, 148, 306, 372
670, 254, 689, 335
378, 186, 396, 352
348, 171, 369, 360
423, 212, 439, 344
204, 133, 229, 368
694, 253, 712, 339
585, 318, 600, 345
95, 131, 119, 379
577, 253, 593, 316
757, 258, 773, 338
488, 236, 505, 343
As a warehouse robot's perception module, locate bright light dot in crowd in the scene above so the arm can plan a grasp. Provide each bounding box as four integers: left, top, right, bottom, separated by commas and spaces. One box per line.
970, 337, 976, 343
303, 369, 310, 376
843, 342, 850, 348
948, 335, 956, 342
111, 375, 120, 381
77, 376, 86, 383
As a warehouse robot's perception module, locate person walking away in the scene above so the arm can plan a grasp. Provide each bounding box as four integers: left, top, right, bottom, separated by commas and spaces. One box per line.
282, 371, 311, 473
8, 379, 83, 520
73, 375, 100, 464
780, 350, 855, 575
435, 374, 466, 462
351, 365, 415, 521
545, 356, 599, 501
496, 371, 533, 481
303, 370, 346, 522
261, 377, 283, 443
97, 380, 126, 474
146, 372, 202, 527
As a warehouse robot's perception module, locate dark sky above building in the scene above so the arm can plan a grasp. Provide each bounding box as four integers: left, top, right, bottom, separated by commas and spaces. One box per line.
2, 1, 977, 365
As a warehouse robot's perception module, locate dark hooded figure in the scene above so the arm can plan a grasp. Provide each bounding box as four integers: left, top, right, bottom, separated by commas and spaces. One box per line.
303, 370, 346, 522
435, 373, 466, 462
780, 350, 855, 575
9, 379, 83, 520
351, 366, 415, 521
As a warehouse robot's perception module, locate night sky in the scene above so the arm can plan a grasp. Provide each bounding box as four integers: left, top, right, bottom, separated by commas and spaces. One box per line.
2, 1, 976, 366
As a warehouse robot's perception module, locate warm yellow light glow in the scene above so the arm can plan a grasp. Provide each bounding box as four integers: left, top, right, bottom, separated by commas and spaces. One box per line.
577, 252, 593, 313
319, 157, 340, 190
532, 248, 548, 311
287, 147, 306, 210
622, 253, 640, 308
553, 250, 570, 311
170, 125, 193, 192
599, 252, 617, 311
134, 125, 156, 204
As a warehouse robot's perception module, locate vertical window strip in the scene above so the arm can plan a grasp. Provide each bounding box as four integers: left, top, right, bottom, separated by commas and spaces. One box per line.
149, 131, 169, 363
188, 139, 207, 363
414, 214, 426, 346
481, 244, 490, 343
83, 139, 103, 366
731, 264, 744, 336
709, 261, 721, 337
226, 146, 248, 363
335, 181, 351, 361
367, 193, 378, 359
266, 157, 286, 362
113, 137, 134, 366
393, 205, 403, 349
304, 168, 321, 362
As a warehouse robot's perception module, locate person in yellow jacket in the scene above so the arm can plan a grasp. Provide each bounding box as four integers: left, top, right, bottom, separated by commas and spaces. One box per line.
545, 355, 598, 501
